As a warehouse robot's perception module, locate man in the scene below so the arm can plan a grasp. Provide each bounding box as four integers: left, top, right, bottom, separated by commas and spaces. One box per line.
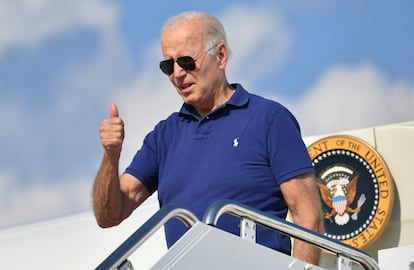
93, 11, 324, 265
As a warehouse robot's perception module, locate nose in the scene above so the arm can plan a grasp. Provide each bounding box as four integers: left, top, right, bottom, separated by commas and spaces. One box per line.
172, 61, 187, 77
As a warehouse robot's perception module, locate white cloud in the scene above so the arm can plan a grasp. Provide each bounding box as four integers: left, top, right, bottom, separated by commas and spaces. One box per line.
0, 0, 118, 55
0, 172, 92, 227
0, 0, 130, 228
220, 4, 291, 87
287, 64, 414, 136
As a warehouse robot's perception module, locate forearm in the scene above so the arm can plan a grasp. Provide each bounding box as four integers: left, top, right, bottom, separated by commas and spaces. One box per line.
292, 239, 321, 265
292, 209, 324, 265
93, 152, 125, 227
282, 173, 325, 265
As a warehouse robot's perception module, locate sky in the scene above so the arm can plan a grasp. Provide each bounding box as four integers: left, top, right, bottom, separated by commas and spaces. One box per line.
1, 0, 413, 228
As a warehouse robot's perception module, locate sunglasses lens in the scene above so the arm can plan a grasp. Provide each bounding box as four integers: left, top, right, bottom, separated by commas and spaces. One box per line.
159, 59, 174, 75
177, 56, 196, 71
159, 56, 197, 75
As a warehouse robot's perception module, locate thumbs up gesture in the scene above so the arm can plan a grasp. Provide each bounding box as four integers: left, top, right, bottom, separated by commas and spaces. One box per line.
99, 104, 125, 158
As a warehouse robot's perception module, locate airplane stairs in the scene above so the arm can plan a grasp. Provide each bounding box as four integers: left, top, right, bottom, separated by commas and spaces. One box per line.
95, 199, 380, 270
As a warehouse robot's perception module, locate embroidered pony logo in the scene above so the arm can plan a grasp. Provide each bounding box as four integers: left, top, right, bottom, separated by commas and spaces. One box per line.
233, 137, 239, 147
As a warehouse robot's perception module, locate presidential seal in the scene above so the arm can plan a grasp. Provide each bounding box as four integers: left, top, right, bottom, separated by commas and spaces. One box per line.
307, 135, 394, 249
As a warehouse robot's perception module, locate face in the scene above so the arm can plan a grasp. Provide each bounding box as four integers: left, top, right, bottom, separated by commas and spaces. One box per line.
160, 19, 228, 113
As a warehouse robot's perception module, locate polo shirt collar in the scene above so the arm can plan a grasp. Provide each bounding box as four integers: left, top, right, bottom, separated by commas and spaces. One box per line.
179, 83, 249, 119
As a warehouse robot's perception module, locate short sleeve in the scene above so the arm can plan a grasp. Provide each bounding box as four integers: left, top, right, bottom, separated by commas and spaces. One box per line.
267, 107, 314, 184
124, 130, 159, 194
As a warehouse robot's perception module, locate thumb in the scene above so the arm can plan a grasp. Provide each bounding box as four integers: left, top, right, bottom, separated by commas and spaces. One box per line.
109, 103, 119, 118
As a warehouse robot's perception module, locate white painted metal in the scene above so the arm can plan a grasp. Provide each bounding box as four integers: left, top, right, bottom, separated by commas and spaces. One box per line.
151, 222, 326, 270
240, 217, 256, 243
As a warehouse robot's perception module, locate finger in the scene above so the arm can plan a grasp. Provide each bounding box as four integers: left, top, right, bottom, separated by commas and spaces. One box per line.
110, 103, 119, 118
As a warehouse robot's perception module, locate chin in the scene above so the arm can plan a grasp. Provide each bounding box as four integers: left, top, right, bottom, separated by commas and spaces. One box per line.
181, 95, 197, 106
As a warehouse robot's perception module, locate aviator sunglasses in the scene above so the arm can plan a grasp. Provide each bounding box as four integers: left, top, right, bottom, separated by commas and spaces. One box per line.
159, 44, 218, 75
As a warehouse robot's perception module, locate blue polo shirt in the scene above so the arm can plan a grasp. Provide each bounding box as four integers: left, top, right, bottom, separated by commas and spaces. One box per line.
125, 83, 313, 254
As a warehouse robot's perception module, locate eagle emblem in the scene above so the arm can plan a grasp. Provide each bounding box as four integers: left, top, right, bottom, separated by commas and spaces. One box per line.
317, 165, 365, 225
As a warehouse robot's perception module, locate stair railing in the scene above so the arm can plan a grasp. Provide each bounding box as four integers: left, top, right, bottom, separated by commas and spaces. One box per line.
95, 204, 199, 270
203, 199, 380, 270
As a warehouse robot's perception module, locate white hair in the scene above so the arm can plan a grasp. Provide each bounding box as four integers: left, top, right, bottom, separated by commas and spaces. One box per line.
161, 11, 230, 54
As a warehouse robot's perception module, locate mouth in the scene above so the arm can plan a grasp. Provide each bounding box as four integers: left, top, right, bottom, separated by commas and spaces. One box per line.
179, 83, 194, 93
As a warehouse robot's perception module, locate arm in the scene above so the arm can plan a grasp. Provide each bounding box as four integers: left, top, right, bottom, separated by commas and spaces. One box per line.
280, 172, 325, 265
93, 155, 150, 228
93, 104, 150, 228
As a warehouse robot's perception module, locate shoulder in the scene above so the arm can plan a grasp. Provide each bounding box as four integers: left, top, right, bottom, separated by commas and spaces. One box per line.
234, 85, 300, 131
154, 111, 182, 128
246, 92, 296, 124
234, 84, 287, 113
249, 93, 284, 111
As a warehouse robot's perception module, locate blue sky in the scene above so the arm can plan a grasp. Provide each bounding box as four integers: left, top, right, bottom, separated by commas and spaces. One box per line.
1, 0, 413, 228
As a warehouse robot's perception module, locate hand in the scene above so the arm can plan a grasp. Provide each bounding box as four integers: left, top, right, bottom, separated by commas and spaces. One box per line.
99, 104, 125, 158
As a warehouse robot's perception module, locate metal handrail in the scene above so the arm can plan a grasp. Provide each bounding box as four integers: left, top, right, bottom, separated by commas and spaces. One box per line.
96, 204, 199, 270
203, 199, 380, 270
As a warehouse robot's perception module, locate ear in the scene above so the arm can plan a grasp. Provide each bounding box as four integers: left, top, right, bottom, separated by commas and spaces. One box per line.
216, 43, 229, 70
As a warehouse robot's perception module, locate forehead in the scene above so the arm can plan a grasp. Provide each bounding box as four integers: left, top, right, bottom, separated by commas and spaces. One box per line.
161, 20, 205, 56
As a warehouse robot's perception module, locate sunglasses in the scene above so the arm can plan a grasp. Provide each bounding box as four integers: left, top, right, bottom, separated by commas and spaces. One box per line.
159, 44, 218, 76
